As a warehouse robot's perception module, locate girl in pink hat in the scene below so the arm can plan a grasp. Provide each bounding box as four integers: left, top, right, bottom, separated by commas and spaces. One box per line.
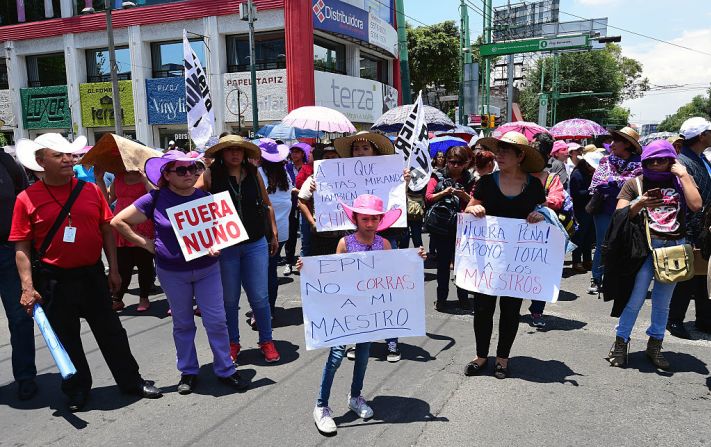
299, 193, 424, 434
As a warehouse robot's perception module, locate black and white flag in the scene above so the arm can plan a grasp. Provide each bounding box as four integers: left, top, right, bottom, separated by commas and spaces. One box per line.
393, 91, 432, 191
183, 30, 214, 149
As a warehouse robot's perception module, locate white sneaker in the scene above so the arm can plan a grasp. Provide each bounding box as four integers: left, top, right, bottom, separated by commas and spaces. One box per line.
348, 394, 373, 419
346, 346, 356, 360
313, 405, 337, 434
283, 264, 292, 276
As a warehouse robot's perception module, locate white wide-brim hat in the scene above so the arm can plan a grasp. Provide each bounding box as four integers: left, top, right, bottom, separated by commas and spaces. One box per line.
16, 133, 88, 172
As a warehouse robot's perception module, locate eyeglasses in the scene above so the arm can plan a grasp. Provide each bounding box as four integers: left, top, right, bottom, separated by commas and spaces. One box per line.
447, 159, 466, 167
166, 164, 204, 176
644, 158, 673, 166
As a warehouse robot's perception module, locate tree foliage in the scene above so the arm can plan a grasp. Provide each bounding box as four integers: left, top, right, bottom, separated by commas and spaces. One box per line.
657, 89, 711, 132
519, 44, 649, 125
407, 21, 473, 98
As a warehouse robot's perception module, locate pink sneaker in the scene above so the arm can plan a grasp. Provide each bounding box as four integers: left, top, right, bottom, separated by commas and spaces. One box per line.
259, 341, 280, 363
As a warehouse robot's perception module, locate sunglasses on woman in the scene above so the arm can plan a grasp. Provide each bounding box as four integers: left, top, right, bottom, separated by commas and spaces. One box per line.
447, 159, 466, 167
644, 158, 673, 166
166, 164, 204, 176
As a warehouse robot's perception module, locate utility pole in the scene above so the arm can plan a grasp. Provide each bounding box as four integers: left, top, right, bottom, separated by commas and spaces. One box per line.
482, 0, 492, 131
247, 0, 259, 135
458, 0, 471, 125
105, 0, 123, 136
395, 0, 411, 104
504, 1, 513, 123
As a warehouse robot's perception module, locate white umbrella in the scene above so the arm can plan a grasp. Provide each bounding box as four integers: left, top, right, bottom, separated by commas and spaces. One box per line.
281, 106, 356, 133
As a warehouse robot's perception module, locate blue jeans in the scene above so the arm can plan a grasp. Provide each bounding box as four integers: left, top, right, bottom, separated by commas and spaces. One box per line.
592, 213, 612, 283
300, 214, 311, 257
220, 237, 273, 344
317, 343, 371, 407
572, 210, 595, 264
616, 238, 684, 342
268, 241, 286, 311
0, 243, 36, 382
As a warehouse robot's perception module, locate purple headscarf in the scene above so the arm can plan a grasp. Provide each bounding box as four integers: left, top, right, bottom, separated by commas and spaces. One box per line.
641, 139, 684, 201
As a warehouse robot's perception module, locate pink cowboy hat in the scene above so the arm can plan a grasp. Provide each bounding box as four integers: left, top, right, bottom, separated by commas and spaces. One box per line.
339, 194, 402, 232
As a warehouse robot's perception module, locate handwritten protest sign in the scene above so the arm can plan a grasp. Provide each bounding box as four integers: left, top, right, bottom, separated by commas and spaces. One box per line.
313, 154, 406, 232
300, 249, 426, 350
454, 214, 565, 302
166, 191, 248, 261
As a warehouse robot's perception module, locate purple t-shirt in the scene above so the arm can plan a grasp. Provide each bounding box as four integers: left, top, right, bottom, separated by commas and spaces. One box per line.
134, 188, 218, 272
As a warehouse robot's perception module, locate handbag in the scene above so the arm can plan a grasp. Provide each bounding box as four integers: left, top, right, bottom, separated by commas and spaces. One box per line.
423, 177, 460, 236
32, 180, 86, 298
636, 178, 694, 284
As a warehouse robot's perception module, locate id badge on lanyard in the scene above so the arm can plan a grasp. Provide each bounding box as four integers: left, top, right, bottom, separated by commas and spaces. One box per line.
62, 213, 76, 243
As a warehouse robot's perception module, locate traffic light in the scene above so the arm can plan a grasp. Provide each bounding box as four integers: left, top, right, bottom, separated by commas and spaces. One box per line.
488, 115, 496, 128
495, 115, 502, 127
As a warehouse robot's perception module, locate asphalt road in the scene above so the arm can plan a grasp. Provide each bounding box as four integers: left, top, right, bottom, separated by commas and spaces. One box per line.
1, 239, 710, 446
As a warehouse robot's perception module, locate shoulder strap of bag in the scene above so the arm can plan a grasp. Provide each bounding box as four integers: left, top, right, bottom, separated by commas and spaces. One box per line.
635, 177, 653, 251
37, 180, 86, 260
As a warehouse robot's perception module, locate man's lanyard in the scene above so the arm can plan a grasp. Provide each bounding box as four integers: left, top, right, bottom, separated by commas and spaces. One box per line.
42, 180, 75, 226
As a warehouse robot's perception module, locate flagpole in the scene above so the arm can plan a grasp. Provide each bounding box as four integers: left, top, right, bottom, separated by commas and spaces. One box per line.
247, 0, 259, 136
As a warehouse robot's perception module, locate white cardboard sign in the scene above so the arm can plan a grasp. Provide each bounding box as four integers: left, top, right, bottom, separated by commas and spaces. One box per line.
166, 191, 248, 261
300, 249, 426, 350
454, 214, 565, 302
313, 154, 406, 232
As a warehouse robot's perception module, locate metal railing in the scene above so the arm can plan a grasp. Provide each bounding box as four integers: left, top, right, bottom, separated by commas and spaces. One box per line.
87, 73, 132, 83
227, 60, 286, 73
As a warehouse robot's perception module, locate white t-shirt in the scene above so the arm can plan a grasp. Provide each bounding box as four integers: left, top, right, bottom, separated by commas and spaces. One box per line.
259, 167, 293, 243
298, 175, 316, 201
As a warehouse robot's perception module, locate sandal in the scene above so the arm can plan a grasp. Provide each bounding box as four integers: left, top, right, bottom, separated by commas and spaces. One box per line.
494, 362, 509, 379
464, 359, 488, 376
112, 299, 125, 311
137, 301, 150, 312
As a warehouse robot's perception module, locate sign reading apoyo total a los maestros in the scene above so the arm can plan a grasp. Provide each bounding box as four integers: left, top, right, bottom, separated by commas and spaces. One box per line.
224, 69, 287, 123
166, 191, 248, 261
313, 154, 406, 232
454, 214, 565, 302
315, 71, 398, 124
300, 248, 426, 350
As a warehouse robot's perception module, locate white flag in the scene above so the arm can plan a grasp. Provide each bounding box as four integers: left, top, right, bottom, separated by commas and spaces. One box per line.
183, 30, 214, 149
393, 91, 432, 191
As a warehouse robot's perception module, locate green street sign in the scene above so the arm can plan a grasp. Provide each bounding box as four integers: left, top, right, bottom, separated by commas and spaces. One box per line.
479, 35, 590, 57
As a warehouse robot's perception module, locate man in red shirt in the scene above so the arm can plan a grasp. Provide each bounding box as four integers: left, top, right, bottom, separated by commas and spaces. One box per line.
10, 133, 162, 412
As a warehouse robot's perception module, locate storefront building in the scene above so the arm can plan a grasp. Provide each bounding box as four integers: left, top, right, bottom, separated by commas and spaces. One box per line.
0, 0, 401, 148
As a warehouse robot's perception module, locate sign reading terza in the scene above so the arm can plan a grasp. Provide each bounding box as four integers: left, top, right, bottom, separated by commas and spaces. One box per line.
21, 85, 71, 129
79, 80, 135, 128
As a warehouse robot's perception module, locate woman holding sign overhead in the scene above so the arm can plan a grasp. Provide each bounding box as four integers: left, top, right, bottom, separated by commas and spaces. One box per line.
197, 135, 281, 364
111, 150, 249, 393
464, 132, 547, 379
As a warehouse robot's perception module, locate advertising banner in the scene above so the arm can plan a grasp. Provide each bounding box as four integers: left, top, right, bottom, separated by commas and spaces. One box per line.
146, 77, 187, 125
313, 154, 406, 232
223, 69, 288, 123
314, 71, 397, 124
79, 80, 135, 128
300, 249, 426, 350
454, 214, 565, 302
0, 90, 12, 127
20, 85, 71, 129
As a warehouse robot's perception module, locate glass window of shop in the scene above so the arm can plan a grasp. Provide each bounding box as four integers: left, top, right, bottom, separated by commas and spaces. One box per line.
86, 47, 131, 83
157, 129, 191, 151
0, 60, 8, 89
226, 32, 286, 73
26, 53, 67, 87
360, 54, 388, 84
151, 40, 206, 78
314, 38, 346, 75
94, 130, 136, 144
73, 0, 185, 14
0, 0, 61, 26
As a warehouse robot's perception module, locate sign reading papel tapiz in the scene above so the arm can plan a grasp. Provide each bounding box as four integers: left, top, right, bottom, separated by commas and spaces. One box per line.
313, 154, 406, 232
454, 214, 565, 302
166, 191, 248, 261
300, 249, 426, 350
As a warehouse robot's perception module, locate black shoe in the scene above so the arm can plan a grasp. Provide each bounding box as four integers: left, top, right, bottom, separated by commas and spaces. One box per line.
667, 321, 693, 340
458, 298, 472, 311
67, 390, 89, 412
17, 379, 38, 401
137, 381, 163, 399
694, 322, 711, 334
219, 372, 250, 391
464, 359, 488, 376
434, 301, 445, 312
177, 375, 197, 395
494, 363, 509, 379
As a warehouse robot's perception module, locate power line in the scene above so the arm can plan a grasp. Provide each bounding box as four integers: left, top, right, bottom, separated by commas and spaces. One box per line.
558, 10, 711, 58
368, 0, 430, 28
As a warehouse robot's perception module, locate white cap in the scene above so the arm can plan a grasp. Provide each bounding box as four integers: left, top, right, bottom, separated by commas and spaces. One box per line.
168, 140, 175, 145
680, 117, 711, 140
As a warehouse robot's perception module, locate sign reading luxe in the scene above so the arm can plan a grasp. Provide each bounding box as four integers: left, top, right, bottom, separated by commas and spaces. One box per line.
313, 0, 368, 42
79, 80, 135, 128
20, 85, 71, 129
146, 78, 187, 125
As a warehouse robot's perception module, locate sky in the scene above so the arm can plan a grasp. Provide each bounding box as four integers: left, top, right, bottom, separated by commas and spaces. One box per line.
405, 0, 711, 124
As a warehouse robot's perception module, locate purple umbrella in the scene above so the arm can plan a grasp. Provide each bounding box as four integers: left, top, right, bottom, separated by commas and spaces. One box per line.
428, 136, 467, 158
550, 119, 609, 140
493, 121, 550, 141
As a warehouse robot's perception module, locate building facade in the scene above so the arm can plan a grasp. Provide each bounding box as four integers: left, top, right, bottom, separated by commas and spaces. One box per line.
0, 0, 401, 147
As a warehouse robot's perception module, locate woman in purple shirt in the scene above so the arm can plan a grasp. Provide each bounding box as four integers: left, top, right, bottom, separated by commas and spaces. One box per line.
111, 151, 249, 394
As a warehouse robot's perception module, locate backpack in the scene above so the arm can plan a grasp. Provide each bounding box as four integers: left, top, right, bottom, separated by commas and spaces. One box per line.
424, 172, 462, 237
545, 174, 577, 237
